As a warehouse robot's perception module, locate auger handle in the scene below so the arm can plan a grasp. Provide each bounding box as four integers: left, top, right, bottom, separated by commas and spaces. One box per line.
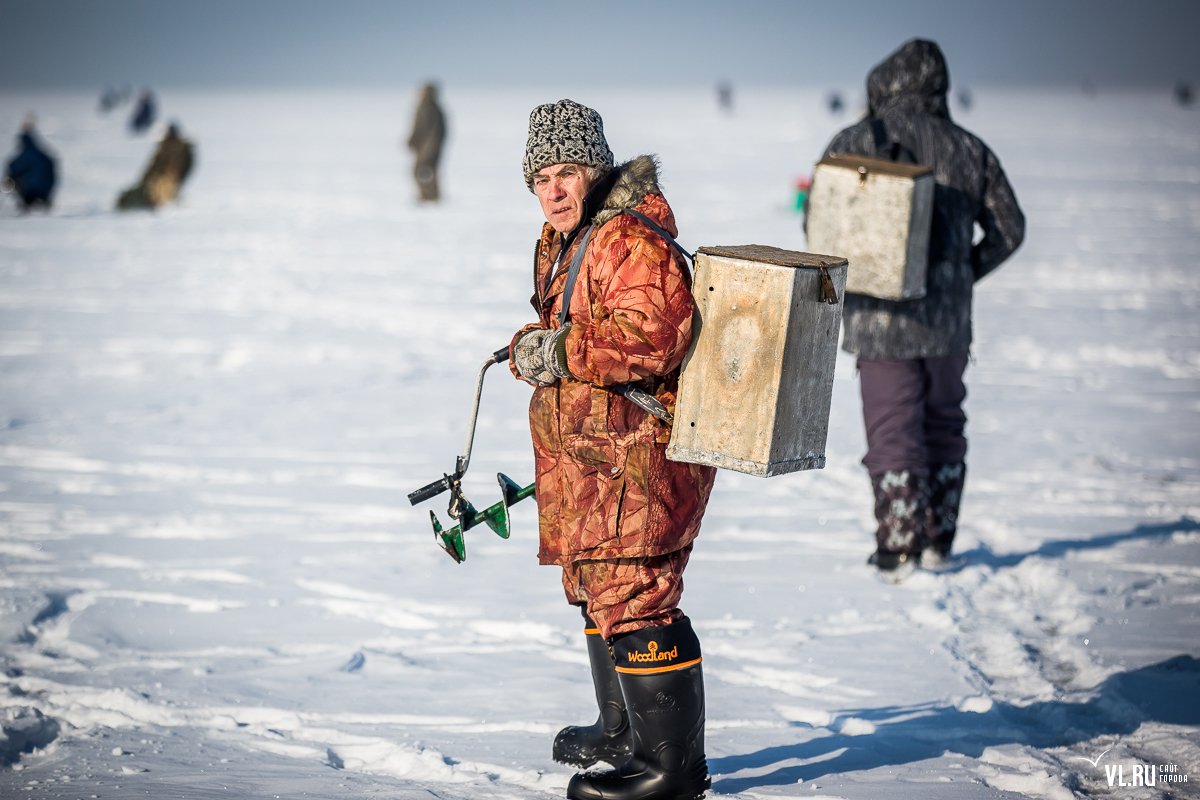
408, 474, 454, 506
408, 344, 511, 507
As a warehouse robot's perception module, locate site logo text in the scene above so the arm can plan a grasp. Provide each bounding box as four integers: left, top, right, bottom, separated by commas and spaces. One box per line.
1103, 762, 1188, 787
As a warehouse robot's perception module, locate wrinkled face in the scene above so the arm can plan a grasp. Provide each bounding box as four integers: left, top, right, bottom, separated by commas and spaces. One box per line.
533, 163, 595, 234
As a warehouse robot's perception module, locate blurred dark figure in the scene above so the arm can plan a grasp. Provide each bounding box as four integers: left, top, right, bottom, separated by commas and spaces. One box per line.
129, 89, 157, 134
3, 116, 57, 212
811, 39, 1025, 577
716, 80, 734, 113
407, 83, 446, 202
1176, 82, 1194, 106
827, 91, 845, 114
100, 85, 122, 113
956, 86, 973, 110
118, 123, 194, 210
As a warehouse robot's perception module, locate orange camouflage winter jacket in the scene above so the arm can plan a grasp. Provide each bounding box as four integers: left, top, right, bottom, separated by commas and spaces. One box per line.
510, 156, 716, 566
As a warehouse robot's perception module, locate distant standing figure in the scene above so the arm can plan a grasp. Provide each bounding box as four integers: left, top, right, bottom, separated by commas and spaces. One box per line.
813, 39, 1025, 578
826, 91, 845, 114
717, 80, 734, 113
407, 83, 446, 202
100, 85, 122, 113
4, 117, 57, 212
117, 123, 194, 210
1176, 82, 1194, 106
956, 87, 973, 111
130, 89, 157, 134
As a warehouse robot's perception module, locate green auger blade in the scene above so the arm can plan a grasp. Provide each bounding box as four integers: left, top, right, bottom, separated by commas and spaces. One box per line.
428, 475, 535, 562
430, 510, 465, 563
499, 472, 536, 508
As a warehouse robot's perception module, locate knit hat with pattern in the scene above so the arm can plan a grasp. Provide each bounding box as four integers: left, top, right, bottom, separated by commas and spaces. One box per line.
522, 99, 614, 191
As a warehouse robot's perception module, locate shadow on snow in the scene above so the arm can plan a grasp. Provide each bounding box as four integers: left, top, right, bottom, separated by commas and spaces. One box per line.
711, 654, 1200, 792
941, 516, 1199, 574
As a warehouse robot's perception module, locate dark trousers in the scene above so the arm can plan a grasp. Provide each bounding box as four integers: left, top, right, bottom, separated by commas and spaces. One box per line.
858, 352, 969, 477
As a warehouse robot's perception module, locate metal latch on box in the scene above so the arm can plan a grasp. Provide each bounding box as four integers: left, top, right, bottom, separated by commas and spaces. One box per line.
817, 264, 839, 305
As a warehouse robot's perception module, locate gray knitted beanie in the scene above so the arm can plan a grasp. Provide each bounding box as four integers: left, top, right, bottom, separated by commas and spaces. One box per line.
522, 99, 615, 191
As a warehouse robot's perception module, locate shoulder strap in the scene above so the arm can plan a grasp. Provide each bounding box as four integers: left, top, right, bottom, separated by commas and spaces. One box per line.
554, 210, 685, 424
557, 224, 595, 327
558, 206, 695, 326
622, 208, 693, 265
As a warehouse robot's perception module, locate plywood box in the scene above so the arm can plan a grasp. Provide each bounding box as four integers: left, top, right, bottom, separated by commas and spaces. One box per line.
666, 245, 847, 477
806, 154, 933, 301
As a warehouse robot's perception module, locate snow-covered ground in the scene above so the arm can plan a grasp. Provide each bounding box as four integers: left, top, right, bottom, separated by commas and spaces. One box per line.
0, 87, 1197, 799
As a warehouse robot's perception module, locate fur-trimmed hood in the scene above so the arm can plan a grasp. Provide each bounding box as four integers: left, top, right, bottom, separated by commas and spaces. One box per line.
592, 154, 661, 227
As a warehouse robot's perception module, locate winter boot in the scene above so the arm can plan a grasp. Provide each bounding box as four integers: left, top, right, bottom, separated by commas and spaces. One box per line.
867, 469, 929, 581
921, 462, 966, 569
553, 613, 632, 768
567, 618, 709, 800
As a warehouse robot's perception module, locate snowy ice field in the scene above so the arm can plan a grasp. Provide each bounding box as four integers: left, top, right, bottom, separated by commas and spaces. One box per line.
0, 86, 1197, 799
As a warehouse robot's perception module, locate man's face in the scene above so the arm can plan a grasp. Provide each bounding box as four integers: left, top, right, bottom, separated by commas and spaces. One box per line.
533, 163, 595, 234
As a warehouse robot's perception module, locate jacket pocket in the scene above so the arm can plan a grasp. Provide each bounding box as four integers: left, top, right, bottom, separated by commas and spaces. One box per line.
563, 433, 627, 479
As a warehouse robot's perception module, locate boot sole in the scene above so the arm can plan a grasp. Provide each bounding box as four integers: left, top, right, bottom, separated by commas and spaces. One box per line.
566, 775, 709, 800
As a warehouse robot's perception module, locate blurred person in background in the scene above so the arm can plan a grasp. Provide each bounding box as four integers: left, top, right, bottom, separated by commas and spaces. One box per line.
407, 82, 446, 202
814, 39, 1025, 579
3, 115, 57, 212
716, 80, 734, 113
508, 99, 714, 800
129, 89, 157, 134
117, 123, 194, 210
99, 85, 133, 113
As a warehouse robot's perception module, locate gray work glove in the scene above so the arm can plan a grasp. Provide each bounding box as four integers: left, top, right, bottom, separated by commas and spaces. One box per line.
513, 326, 572, 386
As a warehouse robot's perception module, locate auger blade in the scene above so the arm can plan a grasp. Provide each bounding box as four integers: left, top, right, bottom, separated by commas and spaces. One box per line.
430, 510, 465, 563
499, 474, 535, 508
479, 497, 511, 539
489, 473, 535, 540
427, 477, 535, 562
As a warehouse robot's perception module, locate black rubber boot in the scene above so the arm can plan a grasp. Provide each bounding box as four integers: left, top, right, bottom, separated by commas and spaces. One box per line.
567, 618, 709, 800
553, 611, 632, 768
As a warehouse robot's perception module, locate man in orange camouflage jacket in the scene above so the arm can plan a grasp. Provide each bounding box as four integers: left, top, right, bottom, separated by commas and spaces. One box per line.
509, 99, 713, 800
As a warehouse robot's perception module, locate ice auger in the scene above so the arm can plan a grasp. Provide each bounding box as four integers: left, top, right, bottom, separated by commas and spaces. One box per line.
407, 346, 535, 562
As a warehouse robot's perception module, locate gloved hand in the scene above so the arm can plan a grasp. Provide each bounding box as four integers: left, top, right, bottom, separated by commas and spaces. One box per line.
514, 328, 555, 386
514, 326, 572, 386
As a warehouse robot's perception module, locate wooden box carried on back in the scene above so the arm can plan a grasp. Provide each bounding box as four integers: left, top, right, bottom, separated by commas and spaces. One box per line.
666, 245, 847, 477
805, 154, 933, 301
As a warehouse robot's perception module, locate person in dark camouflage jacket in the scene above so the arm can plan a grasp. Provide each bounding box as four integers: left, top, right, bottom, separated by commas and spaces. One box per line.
813, 39, 1025, 577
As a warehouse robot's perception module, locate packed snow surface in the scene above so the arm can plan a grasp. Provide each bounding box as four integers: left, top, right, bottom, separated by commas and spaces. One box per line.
0, 88, 1198, 799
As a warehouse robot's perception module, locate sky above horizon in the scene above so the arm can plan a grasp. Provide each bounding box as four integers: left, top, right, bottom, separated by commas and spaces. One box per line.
1, 0, 1197, 91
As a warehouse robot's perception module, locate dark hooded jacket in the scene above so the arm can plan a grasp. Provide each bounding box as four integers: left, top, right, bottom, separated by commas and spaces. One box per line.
6, 132, 57, 203
815, 40, 1025, 360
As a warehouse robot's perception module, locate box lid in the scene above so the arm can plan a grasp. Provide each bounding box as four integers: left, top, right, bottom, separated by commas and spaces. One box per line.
817, 154, 932, 179
696, 245, 848, 269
